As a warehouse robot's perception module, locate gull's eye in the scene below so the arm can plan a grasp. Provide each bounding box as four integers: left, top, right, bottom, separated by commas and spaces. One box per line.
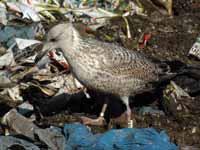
50, 38, 57, 42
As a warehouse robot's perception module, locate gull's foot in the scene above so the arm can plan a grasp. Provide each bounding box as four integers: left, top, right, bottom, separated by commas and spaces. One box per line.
127, 118, 137, 128
81, 116, 106, 126
109, 112, 137, 128
128, 120, 133, 128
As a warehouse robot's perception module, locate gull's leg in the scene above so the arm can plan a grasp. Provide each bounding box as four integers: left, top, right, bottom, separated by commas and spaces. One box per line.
121, 96, 134, 128
81, 99, 108, 126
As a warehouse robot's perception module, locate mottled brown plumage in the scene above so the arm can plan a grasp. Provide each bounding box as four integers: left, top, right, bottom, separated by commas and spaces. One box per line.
42, 23, 172, 127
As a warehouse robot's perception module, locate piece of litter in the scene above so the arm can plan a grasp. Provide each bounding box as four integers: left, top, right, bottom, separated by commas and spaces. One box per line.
0, 2, 8, 25
15, 38, 42, 50
188, 36, 200, 59
7, 2, 41, 22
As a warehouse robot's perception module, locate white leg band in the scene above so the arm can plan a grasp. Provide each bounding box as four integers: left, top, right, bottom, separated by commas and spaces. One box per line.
100, 112, 104, 117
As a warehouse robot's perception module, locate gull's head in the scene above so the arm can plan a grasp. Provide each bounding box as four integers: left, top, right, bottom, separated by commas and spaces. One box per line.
42, 23, 76, 53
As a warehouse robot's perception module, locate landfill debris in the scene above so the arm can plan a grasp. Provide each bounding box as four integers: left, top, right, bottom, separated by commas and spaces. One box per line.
1, 109, 66, 149
150, 0, 173, 15
7, 85, 24, 102
15, 38, 42, 50
139, 106, 165, 116
0, 136, 40, 150
0, 71, 12, 87
0, 2, 7, 25
180, 145, 200, 150
48, 49, 70, 70
1, 109, 38, 139
0, 0, 199, 149
0, 46, 15, 68
0, 122, 178, 150
139, 33, 151, 48
0, 25, 39, 47
162, 81, 192, 117
6, 2, 41, 22
0, 85, 23, 103
188, 35, 200, 60
34, 127, 66, 150
17, 101, 34, 115
64, 123, 177, 150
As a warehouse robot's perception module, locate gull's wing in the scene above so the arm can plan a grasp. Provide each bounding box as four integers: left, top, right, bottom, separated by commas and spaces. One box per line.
82, 38, 169, 82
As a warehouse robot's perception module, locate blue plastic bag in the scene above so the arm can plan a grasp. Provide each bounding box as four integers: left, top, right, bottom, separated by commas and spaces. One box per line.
64, 123, 177, 150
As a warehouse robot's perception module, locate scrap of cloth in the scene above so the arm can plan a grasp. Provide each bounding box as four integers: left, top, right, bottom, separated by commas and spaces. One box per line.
64, 123, 177, 150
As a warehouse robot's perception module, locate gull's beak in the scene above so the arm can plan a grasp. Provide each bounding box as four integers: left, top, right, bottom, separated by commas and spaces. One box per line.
35, 42, 52, 63
41, 42, 51, 52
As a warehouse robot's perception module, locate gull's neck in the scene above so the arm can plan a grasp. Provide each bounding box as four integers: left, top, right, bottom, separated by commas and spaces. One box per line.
60, 27, 83, 63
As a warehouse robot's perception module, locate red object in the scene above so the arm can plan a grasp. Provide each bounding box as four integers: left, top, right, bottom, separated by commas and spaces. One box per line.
27, 0, 32, 5
144, 33, 151, 42
139, 33, 151, 49
48, 51, 54, 58
48, 50, 70, 70
60, 61, 70, 69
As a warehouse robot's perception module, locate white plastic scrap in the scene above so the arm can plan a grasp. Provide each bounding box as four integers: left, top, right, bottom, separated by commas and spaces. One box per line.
188, 36, 200, 59
170, 81, 191, 99
47, 75, 65, 89
0, 2, 8, 25
19, 0, 59, 21
20, 53, 38, 63
63, 0, 80, 8
7, 2, 41, 22
0, 71, 11, 85
17, 102, 34, 115
7, 86, 23, 102
15, 38, 42, 50
50, 73, 86, 95
45, 72, 84, 93
36, 55, 51, 69
33, 23, 46, 36
123, 1, 144, 17
0, 43, 16, 68
73, 7, 117, 19
0, 51, 15, 67
63, 74, 86, 94
68, 7, 117, 29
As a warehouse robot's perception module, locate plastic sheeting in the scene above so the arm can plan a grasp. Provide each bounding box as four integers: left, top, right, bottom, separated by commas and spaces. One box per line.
64, 123, 177, 150
34, 127, 66, 150
0, 124, 178, 150
0, 136, 40, 150
0, 123, 177, 150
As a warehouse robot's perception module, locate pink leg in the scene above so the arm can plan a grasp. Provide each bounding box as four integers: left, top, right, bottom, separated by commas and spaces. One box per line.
121, 96, 134, 128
